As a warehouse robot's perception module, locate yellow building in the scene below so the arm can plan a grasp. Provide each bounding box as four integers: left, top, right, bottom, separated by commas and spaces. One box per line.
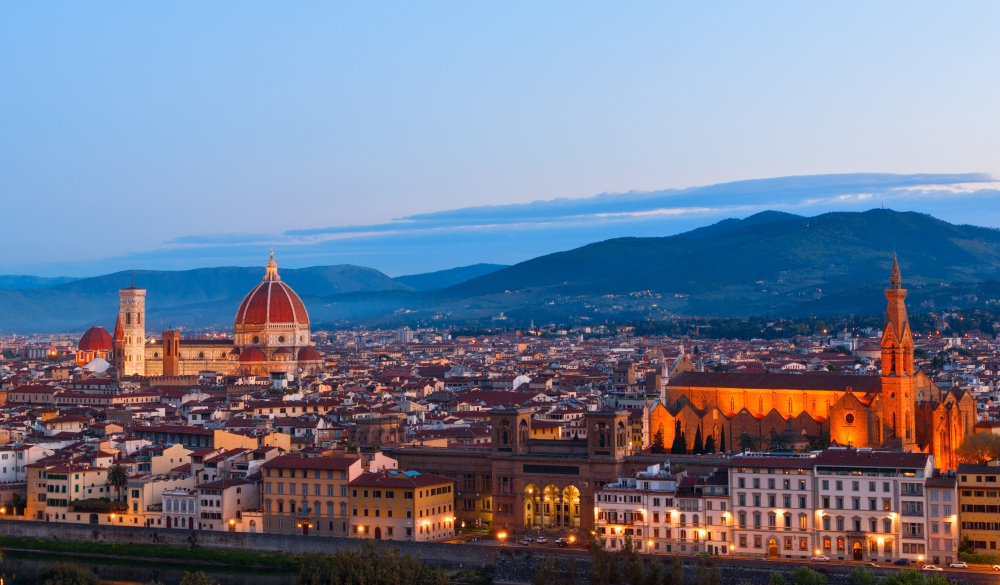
958, 462, 1000, 552
348, 470, 456, 542
261, 454, 365, 537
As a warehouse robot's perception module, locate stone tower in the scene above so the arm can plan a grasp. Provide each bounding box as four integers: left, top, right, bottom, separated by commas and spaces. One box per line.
879, 254, 916, 449
118, 285, 147, 376
491, 408, 532, 455
162, 330, 180, 377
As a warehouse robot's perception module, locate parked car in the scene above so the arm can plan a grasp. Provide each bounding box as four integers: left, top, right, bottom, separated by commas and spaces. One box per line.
992, 564, 1000, 571
519, 538, 532, 546
893, 559, 911, 566
863, 563, 878, 568
948, 562, 968, 569
922, 566, 943, 572
583, 541, 591, 549
555, 538, 568, 547
536, 537, 548, 544
810, 556, 830, 562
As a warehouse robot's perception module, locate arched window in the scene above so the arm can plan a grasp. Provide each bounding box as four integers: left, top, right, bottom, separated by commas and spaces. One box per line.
904, 411, 912, 439
693, 514, 699, 525
679, 513, 686, 525
758, 397, 764, 413
788, 398, 793, 415
730, 398, 735, 413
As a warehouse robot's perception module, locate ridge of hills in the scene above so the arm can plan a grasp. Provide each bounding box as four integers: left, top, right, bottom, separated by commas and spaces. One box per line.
434, 209, 1000, 316
6, 209, 1000, 333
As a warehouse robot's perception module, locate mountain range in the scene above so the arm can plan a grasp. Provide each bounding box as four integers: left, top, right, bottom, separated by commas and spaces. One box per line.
5, 209, 1000, 333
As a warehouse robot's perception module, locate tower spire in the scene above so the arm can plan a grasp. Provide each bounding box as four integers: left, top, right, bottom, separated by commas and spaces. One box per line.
890, 252, 901, 290
264, 251, 280, 281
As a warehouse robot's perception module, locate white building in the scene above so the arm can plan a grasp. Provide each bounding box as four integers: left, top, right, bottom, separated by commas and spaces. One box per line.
729, 449, 938, 564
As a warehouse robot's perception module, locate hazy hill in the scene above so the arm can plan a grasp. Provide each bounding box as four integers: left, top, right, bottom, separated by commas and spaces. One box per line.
0, 275, 78, 290
393, 264, 507, 291
436, 209, 1000, 315
0, 264, 410, 333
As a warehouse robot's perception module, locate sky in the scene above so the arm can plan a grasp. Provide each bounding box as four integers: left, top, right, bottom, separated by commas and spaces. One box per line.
2, 3, 1000, 277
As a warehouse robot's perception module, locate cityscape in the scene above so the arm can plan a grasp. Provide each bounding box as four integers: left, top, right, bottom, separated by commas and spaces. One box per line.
5, 3, 1000, 585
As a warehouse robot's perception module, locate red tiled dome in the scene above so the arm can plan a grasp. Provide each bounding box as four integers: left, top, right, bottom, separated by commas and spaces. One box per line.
239, 347, 267, 362
79, 326, 113, 352
235, 254, 309, 327
298, 346, 323, 361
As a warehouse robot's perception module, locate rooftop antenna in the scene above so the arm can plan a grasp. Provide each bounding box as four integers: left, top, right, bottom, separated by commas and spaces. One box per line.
131, 269, 135, 288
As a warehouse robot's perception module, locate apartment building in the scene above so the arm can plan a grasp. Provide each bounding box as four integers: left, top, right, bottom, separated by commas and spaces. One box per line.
595, 464, 673, 554
957, 463, 1000, 554
349, 469, 456, 542
813, 450, 935, 564
260, 454, 364, 537
195, 478, 259, 531
924, 473, 957, 565
594, 463, 731, 555
730, 453, 817, 559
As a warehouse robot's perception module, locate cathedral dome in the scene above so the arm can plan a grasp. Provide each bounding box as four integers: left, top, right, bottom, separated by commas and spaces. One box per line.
298, 346, 323, 362
79, 326, 113, 352
234, 252, 309, 328
239, 347, 267, 363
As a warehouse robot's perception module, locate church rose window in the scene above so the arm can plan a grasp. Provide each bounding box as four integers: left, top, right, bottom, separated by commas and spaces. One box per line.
845, 413, 855, 424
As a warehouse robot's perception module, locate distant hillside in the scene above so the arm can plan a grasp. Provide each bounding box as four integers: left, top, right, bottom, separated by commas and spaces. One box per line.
0, 275, 78, 290
0, 264, 410, 333
436, 209, 1000, 316
393, 263, 507, 291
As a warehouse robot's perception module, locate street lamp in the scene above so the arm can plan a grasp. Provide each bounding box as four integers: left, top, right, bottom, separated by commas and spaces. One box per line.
498, 531, 507, 545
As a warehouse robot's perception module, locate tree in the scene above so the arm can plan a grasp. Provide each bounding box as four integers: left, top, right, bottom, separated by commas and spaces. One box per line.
106, 463, 130, 502
694, 562, 721, 585
296, 542, 448, 585
719, 426, 727, 453
693, 425, 704, 455
957, 433, 1000, 465
703, 432, 716, 454
650, 428, 665, 454
179, 573, 215, 585
789, 566, 826, 585
847, 566, 877, 585
37, 564, 101, 585
738, 432, 758, 453
670, 421, 687, 454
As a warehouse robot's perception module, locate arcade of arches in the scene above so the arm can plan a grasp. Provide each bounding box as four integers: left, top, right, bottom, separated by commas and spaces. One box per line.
522, 484, 581, 529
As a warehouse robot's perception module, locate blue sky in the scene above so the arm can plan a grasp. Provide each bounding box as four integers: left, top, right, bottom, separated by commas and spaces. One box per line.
2, 3, 999, 277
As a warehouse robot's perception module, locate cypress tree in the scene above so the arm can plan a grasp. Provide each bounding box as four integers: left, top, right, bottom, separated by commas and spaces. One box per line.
651, 428, 665, 454
693, 425, 704, 454
704, 432, 716, 454
720, 425, 727, 453
670, 421, 687, 454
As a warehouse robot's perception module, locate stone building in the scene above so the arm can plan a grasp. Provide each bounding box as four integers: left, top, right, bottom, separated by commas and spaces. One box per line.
654, 255, 976, 471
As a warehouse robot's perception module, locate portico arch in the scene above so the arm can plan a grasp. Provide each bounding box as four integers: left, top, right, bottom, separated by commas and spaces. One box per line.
523, 484, 540, 529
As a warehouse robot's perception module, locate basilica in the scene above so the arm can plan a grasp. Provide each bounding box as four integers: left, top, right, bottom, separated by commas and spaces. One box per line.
652, 255, 976, 470
82, 252, 324, 380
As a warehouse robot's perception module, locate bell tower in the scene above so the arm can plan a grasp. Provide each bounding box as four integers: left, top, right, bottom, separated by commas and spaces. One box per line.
118, 284, 147, 377
879, 254, 916, 449
491, 408, 532, 455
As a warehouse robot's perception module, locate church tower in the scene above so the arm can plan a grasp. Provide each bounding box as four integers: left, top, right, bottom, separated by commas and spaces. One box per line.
879, 254, 916, 449
118, 285, 147, 376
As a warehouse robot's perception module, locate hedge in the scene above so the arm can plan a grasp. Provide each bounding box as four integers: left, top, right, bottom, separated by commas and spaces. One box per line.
0, 536, 300, 570
959, 551, 1000, 565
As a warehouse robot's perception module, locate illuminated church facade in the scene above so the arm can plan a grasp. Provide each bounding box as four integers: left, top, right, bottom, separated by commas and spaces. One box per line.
653, 255, 975, 470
